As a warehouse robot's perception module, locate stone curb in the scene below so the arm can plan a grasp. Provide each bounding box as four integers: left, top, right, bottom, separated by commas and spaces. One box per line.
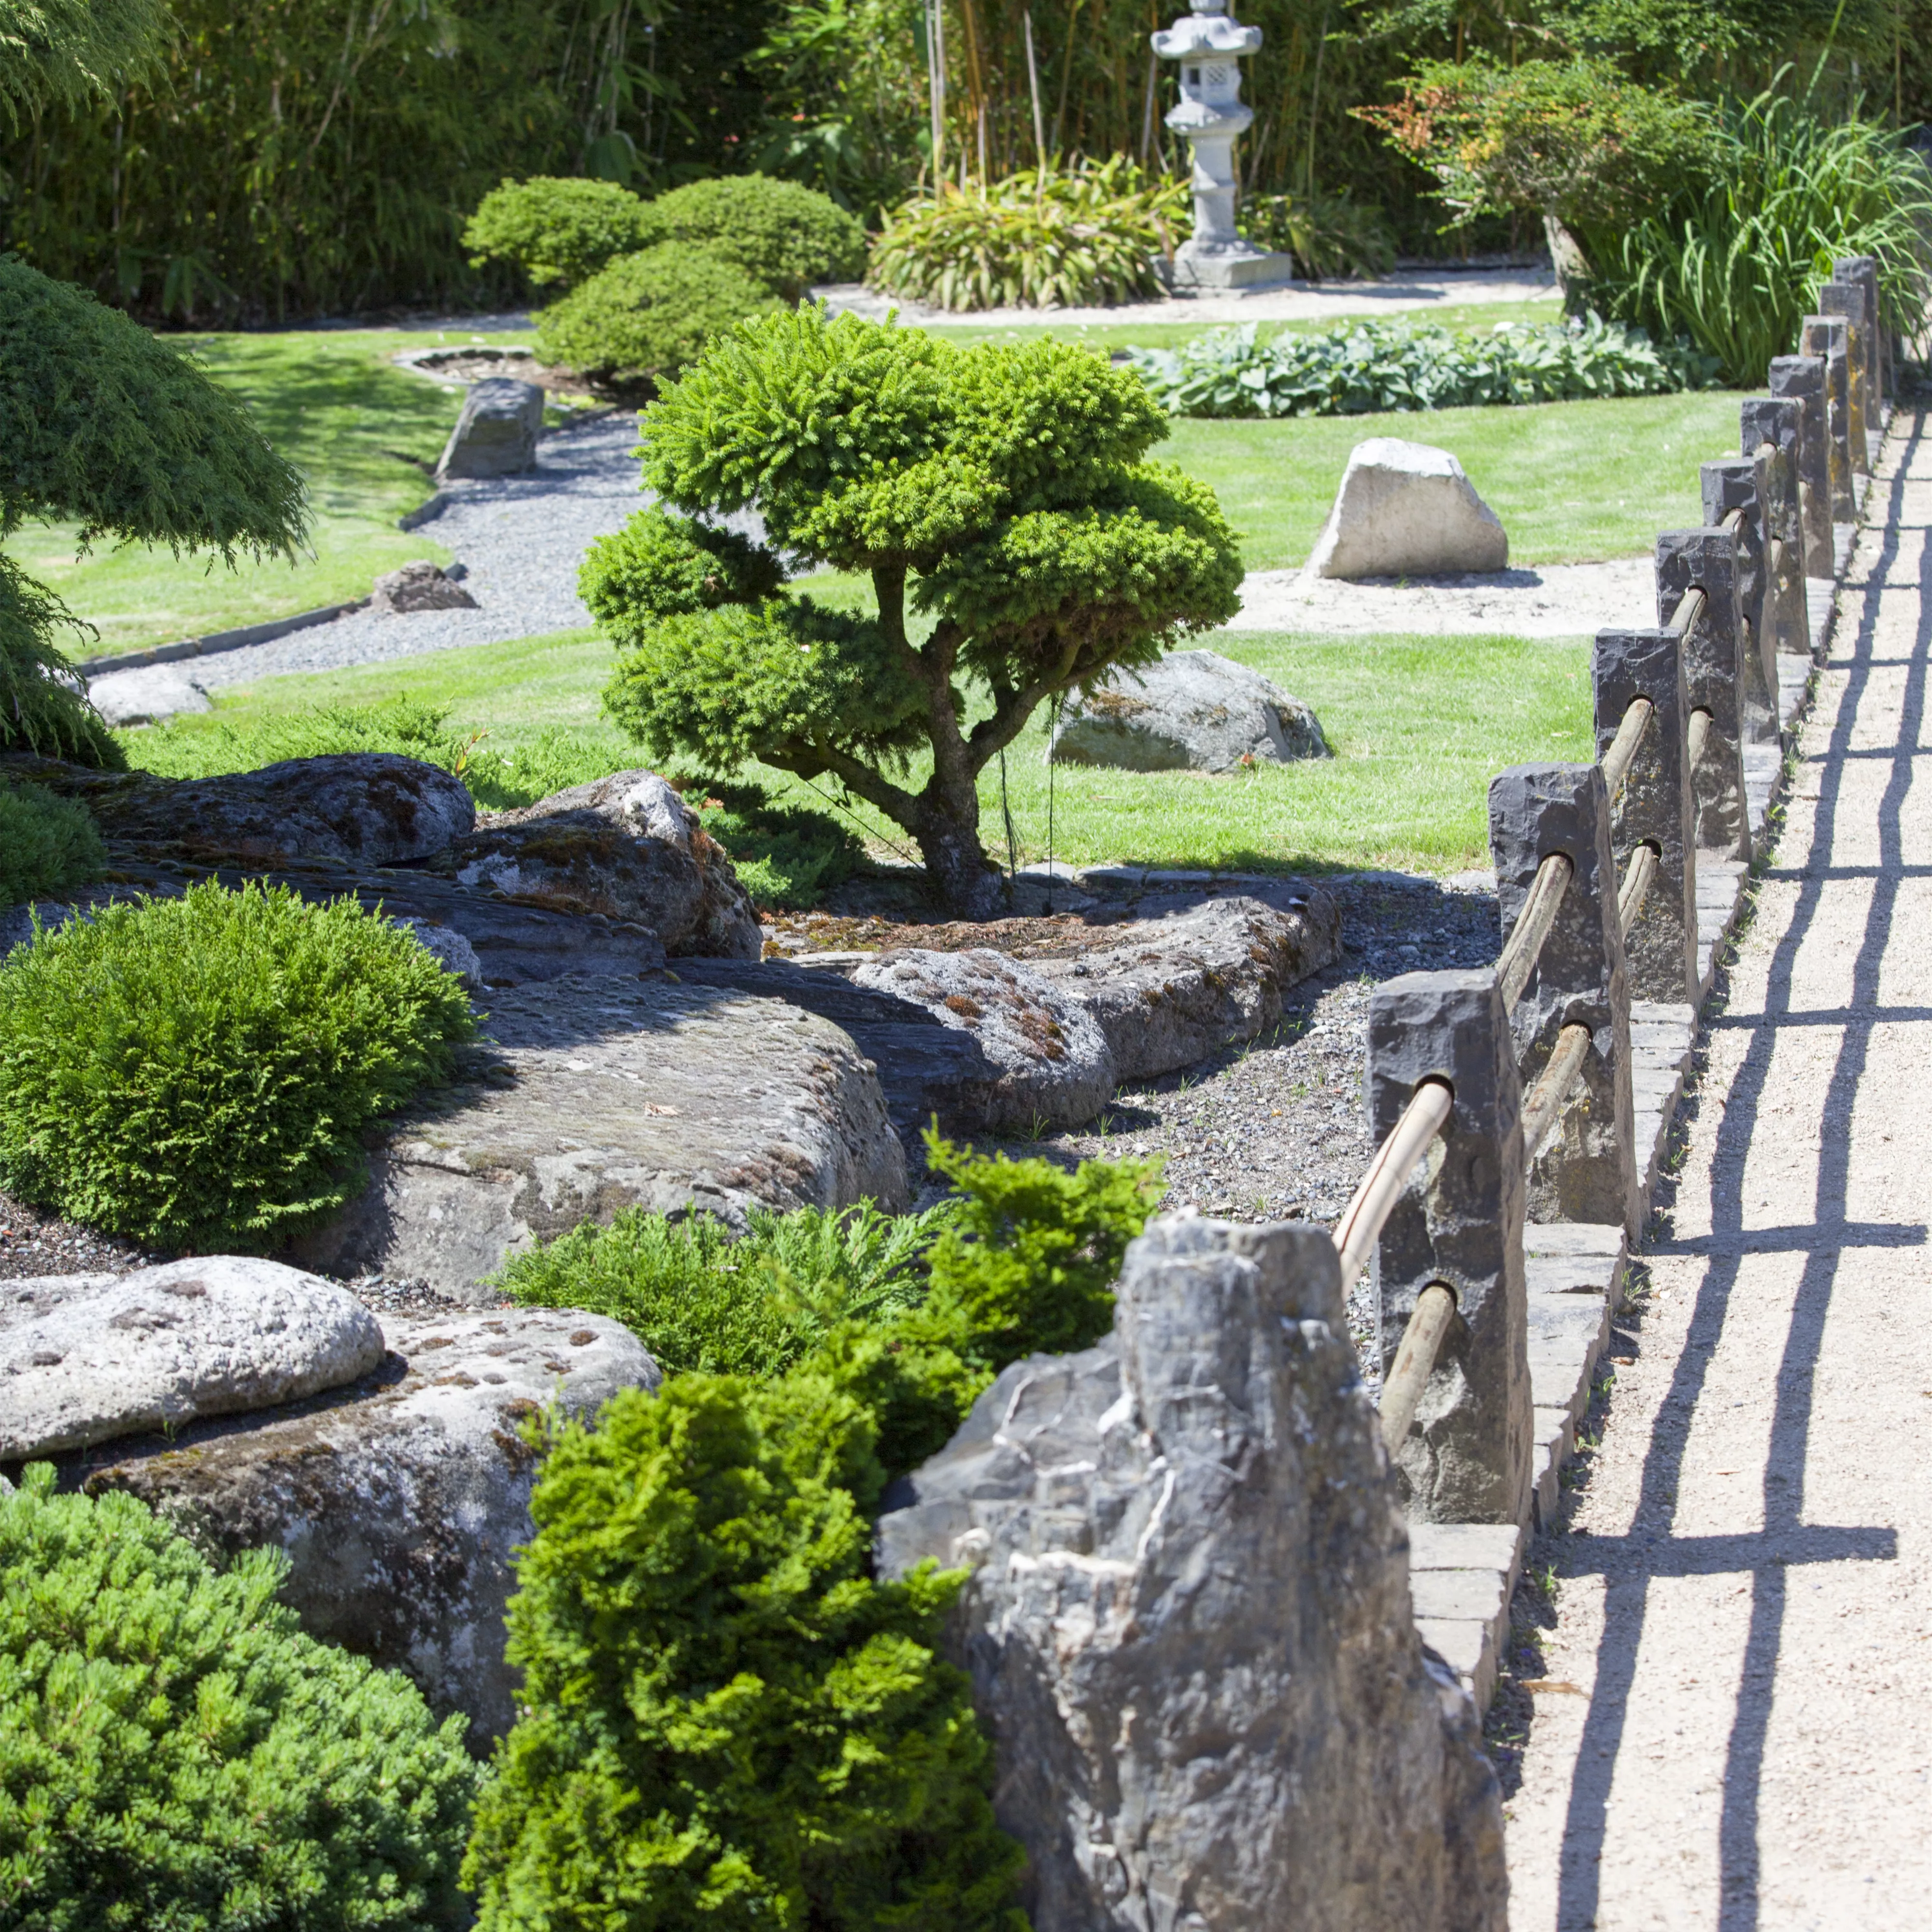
74, 601, 367, 680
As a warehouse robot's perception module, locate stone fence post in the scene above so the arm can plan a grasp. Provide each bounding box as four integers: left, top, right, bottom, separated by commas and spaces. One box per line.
1370, 969, 1532, 1527
1834, 253, 1888, 407
1489, 764, 1639, 1239
1593, 628, 1697, 1005
1799, 314, 1857, 524
1738, 396, 1812, 660
1768, 355, 1835, 580
1657, 527, 1753, 864
1817, 280, 1873, 475
1699, 455, 1778, 746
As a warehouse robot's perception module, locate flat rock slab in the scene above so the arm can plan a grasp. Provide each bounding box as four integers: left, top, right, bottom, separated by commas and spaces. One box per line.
294, 973, 909, 1298
852, 948, 1115, 1128
1050, 648, 1328, 772
1031, 891, 1344, 1082
0, 1258, 384, 1460
1306, 437, 1509, 580
84, 1305, 657, 1750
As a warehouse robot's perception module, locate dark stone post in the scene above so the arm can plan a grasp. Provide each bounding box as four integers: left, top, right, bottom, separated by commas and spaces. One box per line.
1833, 253, 1887, 411
1370, 969, 1532, 1526
1799, 314, 1856, 523
1768, 355, 1834, 579
1593, 628, 1697, 1004
1700, 455, 1777, 746
1739, 396, 1812, 661
1816, 280, 1873, 474
1657, 528, 1752, 864
1489, 763, 1640, 1240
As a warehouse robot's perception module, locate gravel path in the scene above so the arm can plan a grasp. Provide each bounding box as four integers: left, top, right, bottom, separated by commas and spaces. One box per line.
189, 413, 648, 689
1506, 415, 1932, 1927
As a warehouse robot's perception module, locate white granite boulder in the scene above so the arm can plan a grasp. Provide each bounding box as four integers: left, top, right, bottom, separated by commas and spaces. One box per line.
84, 1305, 659, 1749
1051, 649, 1328, 772
852, 947, 1116, 1130
435, 377, 544, 482
0, 1258, 385, 1459
1305, 438, 1508, 580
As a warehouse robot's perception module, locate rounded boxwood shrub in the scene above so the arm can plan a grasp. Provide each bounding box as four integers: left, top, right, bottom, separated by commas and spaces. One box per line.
633, 174, 867, 300
0, 1464, 479, 1930
0, 878, 476, 1249
463, 174, 656, 291
0, 781, 104, 907
533, 242, 781, 387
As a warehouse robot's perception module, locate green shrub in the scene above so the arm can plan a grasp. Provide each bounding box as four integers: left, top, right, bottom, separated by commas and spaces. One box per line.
691, 780, 863, 908
635, 174, 868, 300
463, 174, 658, 291
867, 157, 1189, 311
534, 242, 782, 386
126, 698, 632, 811
463, 1370, 1027, 1932
0, 879, 476, 1248
0, 781, 104, 906
1128, 313, 1718, 419
0, 1463, 478, 1930
1593, 90, 1932, 385
1238, 188, 1396, 281
497, 1198, 956, 1381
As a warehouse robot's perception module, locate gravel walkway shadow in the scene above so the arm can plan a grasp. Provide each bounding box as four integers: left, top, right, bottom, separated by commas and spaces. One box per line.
1505, 413, 1932, 1928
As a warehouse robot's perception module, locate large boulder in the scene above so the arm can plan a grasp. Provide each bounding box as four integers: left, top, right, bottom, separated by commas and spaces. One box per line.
442, 770, 761, 960
1305, 439, 1509, 581
877, 1216, 1506, 1932
1032, 890, 1343, 1082
1051, 650, 1328, 773
0, 1258, 384, 1459
852, 948, 1114, 1130
435, 377, 544, 482
86, 664, 213, 728
85, 1305, 658, 1750
292, 973, 909, 1298
18, 752, 479, 870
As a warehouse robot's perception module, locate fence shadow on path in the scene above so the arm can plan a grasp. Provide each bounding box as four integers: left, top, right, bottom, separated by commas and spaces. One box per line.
1549, 417, 1923, 1931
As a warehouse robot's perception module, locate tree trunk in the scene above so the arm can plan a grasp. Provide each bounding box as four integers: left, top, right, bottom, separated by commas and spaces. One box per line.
913, 789, 1004, 918
1543, 212, 1592, 313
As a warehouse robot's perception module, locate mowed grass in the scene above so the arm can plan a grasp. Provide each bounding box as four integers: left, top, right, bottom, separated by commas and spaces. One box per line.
133, 624, 1593, 878
5, 325, 534, 657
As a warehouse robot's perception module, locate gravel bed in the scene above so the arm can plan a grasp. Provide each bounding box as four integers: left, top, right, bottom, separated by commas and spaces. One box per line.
0, 1189, 159, 1281
192, 413, 649, 688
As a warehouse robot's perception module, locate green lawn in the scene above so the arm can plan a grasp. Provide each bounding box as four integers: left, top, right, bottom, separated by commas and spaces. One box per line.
6, 325, 535, 659
129, 623, 1593, 878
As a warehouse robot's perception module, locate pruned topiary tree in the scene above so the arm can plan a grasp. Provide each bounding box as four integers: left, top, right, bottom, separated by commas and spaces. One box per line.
0, 0, 307, 768
582, 307, 1243, 914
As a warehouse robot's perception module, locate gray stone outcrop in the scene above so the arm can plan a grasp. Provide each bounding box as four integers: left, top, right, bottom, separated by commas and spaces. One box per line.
84, 1305, 658, 1750
877, 1215, 1507, 1932
1305, 438, 1509, 580
852, 948, 1114, 1129
293, 974, 909, 1297
440, 770, 762, 960
435, 377, 544, 482
369, 560, 479, 612
0, 1258, 384, 1459
1031, 890, 1342, 1081
1050, 650, 1328, 773
85, 664, 213, 728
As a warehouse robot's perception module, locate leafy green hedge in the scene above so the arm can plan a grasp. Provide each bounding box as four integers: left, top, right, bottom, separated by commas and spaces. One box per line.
0, 880, 475, 1249
0, 781, 104, 907
636, 175, 868, 300
533, 242, 780, 387
0, 1465, 478, 1930
1128, 313, 1719, 419
464, 175, 659, 290
471, 1135, 1165, 1929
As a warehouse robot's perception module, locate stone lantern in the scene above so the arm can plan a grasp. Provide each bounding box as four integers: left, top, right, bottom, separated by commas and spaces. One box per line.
1151, 1, 1292, 289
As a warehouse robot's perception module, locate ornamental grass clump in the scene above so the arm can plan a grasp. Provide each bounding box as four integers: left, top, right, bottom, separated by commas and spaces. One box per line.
1129, 313, 1717, 419
533, 242, 781, 388
469, 1136, 1165, 1927
0, 1464, 479, 1929
0, 781, 103, 907
867, 157, 1188, 311
0, 879, 475, 1249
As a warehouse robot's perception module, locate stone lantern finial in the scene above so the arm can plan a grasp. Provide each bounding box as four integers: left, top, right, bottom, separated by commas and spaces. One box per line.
1151, 1, 1292, 289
